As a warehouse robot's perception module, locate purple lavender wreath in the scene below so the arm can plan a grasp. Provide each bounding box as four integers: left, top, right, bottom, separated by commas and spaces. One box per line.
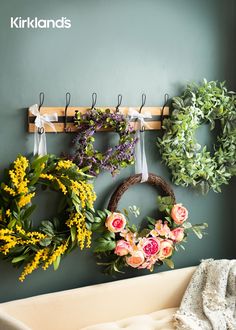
70, 109, 137, 176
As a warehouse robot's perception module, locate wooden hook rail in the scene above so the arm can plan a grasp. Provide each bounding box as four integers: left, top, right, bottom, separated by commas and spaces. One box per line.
28, 106, 169, 133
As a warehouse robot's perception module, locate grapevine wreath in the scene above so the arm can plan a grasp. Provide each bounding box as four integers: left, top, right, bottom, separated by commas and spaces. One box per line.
0, 155, 96, 281
86, 174, 207, 274
70, 108, 137, 176
157, 80, 236, 194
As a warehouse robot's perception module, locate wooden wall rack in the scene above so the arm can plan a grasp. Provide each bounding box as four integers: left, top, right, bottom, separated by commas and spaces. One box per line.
28, 106, 169, 133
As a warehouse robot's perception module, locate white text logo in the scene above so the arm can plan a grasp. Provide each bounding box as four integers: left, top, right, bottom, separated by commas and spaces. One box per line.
10, 17, 71, 29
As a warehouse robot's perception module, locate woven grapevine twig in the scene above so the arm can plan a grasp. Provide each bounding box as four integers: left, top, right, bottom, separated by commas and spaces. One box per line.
108, 173, 176, 212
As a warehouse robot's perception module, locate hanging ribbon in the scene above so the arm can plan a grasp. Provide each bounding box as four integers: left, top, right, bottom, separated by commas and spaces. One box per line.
29, 104, 58, 156
128, 108, 152, 183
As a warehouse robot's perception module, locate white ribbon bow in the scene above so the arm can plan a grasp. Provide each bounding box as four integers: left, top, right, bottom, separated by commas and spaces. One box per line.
128, 108, 152, 183
29, 104, 58, 156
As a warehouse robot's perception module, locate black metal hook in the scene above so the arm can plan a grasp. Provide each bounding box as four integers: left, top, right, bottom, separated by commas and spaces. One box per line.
38, 127, 45, 134
116, 94, 122, 113
139, 93, 146, 113
38, 92, 45, 134
91, 92, 97, 110
140, 125, 146, 133
64, 92, 71, 132
160, 93, 169, 128
38, 92, 45, 113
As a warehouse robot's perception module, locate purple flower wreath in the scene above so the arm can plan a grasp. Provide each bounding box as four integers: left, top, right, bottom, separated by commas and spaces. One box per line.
70, 109, 137, 176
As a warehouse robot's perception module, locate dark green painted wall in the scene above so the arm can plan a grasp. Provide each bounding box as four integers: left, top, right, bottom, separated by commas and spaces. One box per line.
0, 0, 235, 302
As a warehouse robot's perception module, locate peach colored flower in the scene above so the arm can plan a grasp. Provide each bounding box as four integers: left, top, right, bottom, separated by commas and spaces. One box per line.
170, 228, 185, 242
150, 229, 158, 237
139, 255, 159, 270
140, 237, 160, 257
120, 230, 136, 244
158, 240, 173, 260
171, 204, 188, 225
126, 250, 145, 268
114, 240, 132, 256
105, 212, 126, 233
155, 220, 171, 237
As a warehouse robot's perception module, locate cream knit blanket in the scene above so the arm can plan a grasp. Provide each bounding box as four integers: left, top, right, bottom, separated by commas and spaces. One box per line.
174, 259, 236, 330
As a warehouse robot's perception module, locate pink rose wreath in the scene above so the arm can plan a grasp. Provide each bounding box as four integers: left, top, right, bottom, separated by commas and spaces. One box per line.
86, 174, 207, 274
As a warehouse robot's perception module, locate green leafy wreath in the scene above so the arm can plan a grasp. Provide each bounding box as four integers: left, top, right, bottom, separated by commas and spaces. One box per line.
157, 80, 236, 193
0, 155, 96, 281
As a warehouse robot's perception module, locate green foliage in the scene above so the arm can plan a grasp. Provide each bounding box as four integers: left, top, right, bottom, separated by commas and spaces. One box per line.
97, 255, 126, 274
163, 258, 174, 269
157, 80, 236, 193
94, 237, 116, 253
183, 222, 208, 239
157, 196, 175, 212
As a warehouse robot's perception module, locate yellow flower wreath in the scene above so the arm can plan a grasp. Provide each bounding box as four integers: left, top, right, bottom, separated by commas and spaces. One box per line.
0, 155, 96, 281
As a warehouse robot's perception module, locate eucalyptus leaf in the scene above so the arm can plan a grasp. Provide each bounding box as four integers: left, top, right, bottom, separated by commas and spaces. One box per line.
97, 210, 107, 219
39, 237, 52, 247
21, 205, 36, 221
12, 255, 29, 263
70, 227, 77, 242
163, 258, 174, 269
53, 255, 61, 271
94, 238, 116, 253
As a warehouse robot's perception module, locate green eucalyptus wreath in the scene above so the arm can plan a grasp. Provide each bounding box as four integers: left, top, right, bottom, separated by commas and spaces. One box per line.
157, 80, 236, 194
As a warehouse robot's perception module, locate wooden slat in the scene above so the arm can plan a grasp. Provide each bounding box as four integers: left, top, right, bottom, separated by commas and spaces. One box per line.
28, 106, 169, 133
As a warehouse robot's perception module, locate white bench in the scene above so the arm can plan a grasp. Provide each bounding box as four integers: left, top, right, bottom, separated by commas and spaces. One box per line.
0, 266, 196, 330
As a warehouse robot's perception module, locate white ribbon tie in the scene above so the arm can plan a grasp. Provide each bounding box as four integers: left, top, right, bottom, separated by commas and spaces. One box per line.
29, 104, 58, 156
128, 108, 152, 182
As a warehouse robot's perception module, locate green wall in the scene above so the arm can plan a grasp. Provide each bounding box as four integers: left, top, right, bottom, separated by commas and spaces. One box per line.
0, 0, 235, 302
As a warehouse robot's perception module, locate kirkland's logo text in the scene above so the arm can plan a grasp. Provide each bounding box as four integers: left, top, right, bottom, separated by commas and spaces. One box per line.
10, 17, 71, 29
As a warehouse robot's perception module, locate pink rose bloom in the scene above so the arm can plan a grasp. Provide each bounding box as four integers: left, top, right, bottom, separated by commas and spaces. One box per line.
114, 240, 132, 256
141, 237, 160, 257
158, 240, 173, 260
171, 204, 188, 225
170, 228, 185, 242
126, 250, 145, 268
105, 212, 126, 233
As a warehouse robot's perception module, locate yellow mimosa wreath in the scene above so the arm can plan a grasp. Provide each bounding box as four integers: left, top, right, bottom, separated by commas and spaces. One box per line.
0, 155, 96, 281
